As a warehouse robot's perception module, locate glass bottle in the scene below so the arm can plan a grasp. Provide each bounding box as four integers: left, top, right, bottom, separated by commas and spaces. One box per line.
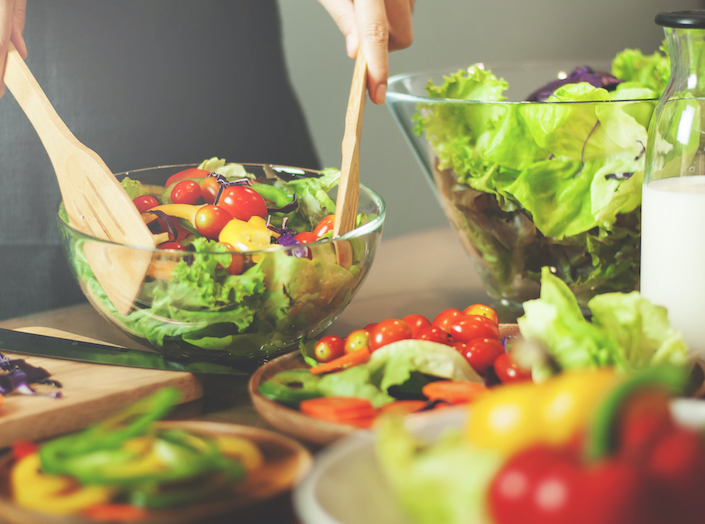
641, 11, 705, 355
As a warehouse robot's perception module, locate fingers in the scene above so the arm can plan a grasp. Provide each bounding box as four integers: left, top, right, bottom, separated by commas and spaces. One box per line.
318, 0, 414, 105
0, 0, 27, 98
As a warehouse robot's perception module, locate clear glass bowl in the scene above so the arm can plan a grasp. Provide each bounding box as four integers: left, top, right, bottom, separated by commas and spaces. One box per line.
387, 62, 656, 317
58, 163, 385, 372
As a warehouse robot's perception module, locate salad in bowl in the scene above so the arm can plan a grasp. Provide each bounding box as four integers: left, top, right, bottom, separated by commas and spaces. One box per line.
58, 158, 385, 372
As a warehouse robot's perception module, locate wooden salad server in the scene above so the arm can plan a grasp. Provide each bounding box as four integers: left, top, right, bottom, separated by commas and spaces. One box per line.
3, 43, 155, 316
333, 48, 368, 268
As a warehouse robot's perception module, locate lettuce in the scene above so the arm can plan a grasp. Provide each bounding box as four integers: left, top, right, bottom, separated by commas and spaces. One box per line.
317, 340, 482, 407
517, 267, 691, 379
413, 47, 669, 306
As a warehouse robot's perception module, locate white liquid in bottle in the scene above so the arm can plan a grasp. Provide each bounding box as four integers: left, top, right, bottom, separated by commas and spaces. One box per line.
641, 175, 705, 355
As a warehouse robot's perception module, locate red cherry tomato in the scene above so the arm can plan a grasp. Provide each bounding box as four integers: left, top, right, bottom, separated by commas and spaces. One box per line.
217, 185, 268, 222
158, 242, 186, 251
402, 314, 432, 337
463, 304, 499, 324
295, 232, 319, 244
133, 195, 158, 213
414, 325, 450, 345
432, 308, 463, 333
369, 319, 413, 351
195, 205, 233, 239
165, 168, 210, 188
216, 242, 245, 275
344, 329, 370, 354
314, 335, 345, 363
313, 215, 336, 238
200, 176, 222, 204
171, 179, 202, 205
493, 352, 532, 384
449, 314, 500, 342
459, 337, 505, 376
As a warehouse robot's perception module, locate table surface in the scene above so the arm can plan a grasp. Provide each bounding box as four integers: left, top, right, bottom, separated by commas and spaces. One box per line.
0, 225, 492, 524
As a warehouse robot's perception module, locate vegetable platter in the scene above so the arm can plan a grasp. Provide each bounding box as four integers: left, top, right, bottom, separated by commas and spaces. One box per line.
0, 388, 312, 524
0, 327, 202, 449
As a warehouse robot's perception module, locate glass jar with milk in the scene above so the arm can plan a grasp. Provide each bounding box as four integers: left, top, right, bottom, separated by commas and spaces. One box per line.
642, 11, 705, 355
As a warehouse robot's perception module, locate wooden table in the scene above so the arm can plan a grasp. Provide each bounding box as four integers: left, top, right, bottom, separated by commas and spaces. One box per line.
0, 225, 492, 523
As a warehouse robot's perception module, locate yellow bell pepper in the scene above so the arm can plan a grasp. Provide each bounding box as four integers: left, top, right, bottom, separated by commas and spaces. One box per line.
219, 216, 278, 252
214, 435, 264, 472
12, 453, 114, 516
465, 368, 618, 457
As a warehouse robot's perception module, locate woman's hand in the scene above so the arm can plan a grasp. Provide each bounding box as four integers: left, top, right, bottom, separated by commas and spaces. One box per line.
318, 0, 414, 105
0, 0, 27, 97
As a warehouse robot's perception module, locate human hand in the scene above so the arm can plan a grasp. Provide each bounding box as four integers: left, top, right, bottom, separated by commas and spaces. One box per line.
0, 0, 27, 97
318, 0, 414, 105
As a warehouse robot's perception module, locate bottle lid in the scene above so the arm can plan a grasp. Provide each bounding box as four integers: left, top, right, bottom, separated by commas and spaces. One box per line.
656, 10, 705, 29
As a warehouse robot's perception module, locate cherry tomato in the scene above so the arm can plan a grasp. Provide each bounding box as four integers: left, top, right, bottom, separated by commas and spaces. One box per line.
195, 205, 233, 239
313, 215, 336, 238
344, 329, 370, 354
314, 335, 345, 363
402, 314, 432, 337
463, 304, 499, 324
171, 179, 202, 205
295, 232, 319, 244
459, 337, 505, 376
200, 176, 222, 204
158, 242, 186, 251
217, 185, 268, 222
493, 352, 532, 384
216, 242, 245, 275
449, 314, 500, 342
414, 325, 450, 345
432, 308, 463, 333
165, 168, 210, 188
133, 195, 158, 213
364, 322, 378, 333
369, 319, 413, 351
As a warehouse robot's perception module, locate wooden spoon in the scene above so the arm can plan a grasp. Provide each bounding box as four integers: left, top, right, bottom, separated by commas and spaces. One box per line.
333, 49, 368, 268
3, 43, 155, 316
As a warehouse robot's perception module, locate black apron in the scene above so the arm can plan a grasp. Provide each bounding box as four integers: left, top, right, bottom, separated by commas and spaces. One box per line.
0, 0, 320, 320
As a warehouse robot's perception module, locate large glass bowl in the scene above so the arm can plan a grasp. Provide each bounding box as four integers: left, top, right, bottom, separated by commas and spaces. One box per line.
387, 62, 657, 317
58, 163, 385, 373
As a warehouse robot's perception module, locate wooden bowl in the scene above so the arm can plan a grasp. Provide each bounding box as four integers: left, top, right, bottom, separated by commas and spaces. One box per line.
249, 323, 521, 446
0, 421, 313, 524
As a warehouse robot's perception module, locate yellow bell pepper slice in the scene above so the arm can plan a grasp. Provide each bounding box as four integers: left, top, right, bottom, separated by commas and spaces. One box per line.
219, 216, 278, 252
12, 453, 114, 516
214, 435, 264, 472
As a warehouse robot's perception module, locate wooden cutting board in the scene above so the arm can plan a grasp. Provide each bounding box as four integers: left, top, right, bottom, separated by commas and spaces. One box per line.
0, 327, 203, 449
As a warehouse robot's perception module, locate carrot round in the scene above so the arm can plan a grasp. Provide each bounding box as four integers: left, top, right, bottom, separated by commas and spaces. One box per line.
300, 396, 376, 425
378, 400, 427, 416
422, 381, 488, 405
310, 347, 371, 375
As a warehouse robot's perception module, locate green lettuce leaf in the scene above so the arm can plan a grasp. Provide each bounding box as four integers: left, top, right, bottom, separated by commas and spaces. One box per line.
317, 340, 481, 407
517, 267, 691, 379
375, 416, 501, 524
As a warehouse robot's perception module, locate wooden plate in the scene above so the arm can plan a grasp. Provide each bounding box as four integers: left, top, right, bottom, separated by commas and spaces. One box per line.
0, 420, 313, 524
249, 323, 521, 446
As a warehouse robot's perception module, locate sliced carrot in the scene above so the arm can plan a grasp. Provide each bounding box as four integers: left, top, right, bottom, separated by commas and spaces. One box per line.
81, 504, 148, 522
378, 400, 427, 416
422, 381, 488, 405
310, 347, 371, 375
300, 396, 376, 421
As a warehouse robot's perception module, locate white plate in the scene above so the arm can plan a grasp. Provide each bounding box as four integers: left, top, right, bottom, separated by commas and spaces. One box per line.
293, 398, 705, 524
293, 407, 467, 524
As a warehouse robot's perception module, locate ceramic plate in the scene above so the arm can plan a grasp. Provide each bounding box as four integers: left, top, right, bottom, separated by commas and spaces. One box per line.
292, 396, 705, 524
0, 420, 313, 524
249, 324, 521, 446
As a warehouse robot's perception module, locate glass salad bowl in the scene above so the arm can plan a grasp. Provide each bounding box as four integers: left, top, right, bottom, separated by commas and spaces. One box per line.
58, 163, 385, 373
387, 58, 665, 317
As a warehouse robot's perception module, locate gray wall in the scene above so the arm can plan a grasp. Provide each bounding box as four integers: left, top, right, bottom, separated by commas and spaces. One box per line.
278, 0, 703, 238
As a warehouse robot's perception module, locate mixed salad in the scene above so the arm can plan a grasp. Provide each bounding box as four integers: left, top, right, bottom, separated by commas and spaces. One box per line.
372, 271, 699, 524
60, 158, 382, 368
8, 388, 264, 520
413, 44, 670, 307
